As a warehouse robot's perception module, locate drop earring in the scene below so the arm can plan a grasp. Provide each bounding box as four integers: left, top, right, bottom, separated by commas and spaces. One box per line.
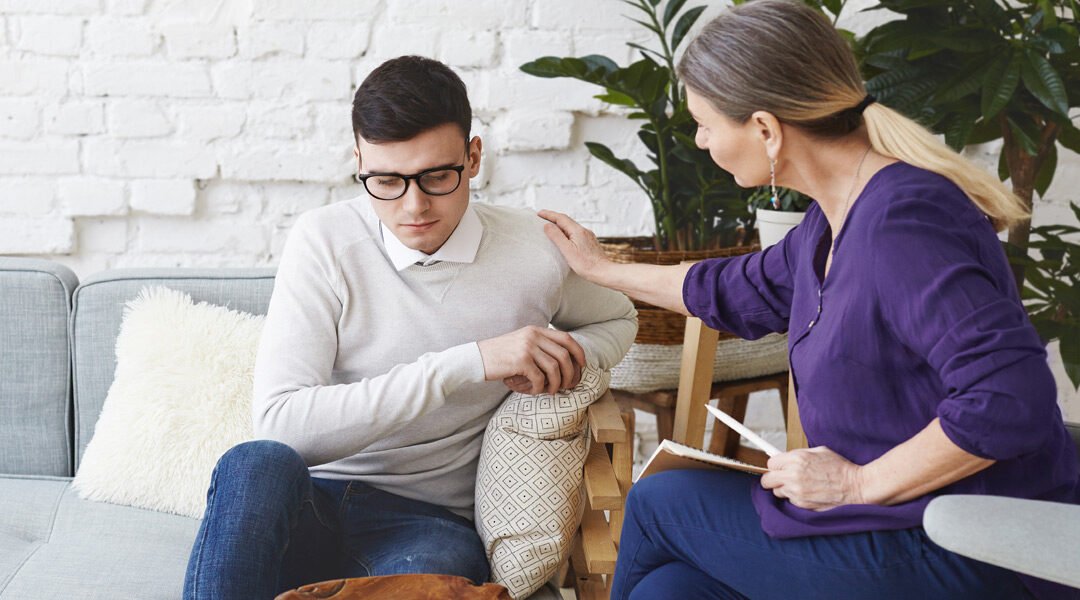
769, 158, 778, 209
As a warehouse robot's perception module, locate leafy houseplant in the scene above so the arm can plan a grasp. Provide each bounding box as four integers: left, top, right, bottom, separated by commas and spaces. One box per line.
748, 187, 816, 249
838, 0, 1080, 389
520, 0, 755, 252
1012, 202, 1080, 388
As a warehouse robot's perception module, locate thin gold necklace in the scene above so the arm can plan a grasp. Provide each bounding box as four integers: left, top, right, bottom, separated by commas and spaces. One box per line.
835, 145, 872, 241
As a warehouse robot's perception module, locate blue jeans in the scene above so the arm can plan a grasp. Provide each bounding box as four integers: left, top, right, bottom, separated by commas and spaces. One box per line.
183, 440, 489, 600
612, 469, 1032, 600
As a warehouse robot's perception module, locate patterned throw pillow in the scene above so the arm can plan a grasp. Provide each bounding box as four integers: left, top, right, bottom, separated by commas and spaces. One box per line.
475, 366, 610, 600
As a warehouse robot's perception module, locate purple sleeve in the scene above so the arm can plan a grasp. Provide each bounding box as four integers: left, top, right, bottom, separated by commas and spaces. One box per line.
681, 223, 800, 339
870, 194, 1057, 461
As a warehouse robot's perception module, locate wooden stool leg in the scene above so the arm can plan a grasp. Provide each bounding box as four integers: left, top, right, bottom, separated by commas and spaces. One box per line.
786, 372, 808, 450
778, 371, 790, 427
707, 393, 749, 457
655, 405, 675, 443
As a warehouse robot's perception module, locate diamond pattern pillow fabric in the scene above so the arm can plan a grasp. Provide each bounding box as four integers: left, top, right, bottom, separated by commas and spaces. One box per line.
475, 367, 610, 599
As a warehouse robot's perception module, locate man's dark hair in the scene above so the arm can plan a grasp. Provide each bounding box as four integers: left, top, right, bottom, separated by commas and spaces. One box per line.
352, 56, 472, 144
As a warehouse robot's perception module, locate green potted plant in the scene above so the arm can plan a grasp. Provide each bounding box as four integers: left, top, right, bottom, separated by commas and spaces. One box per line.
520, 0, 755, 256
841, 0, 1080, 390
748, 188, 815, 248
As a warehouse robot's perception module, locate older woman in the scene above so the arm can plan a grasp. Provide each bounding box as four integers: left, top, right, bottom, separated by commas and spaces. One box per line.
540, 1, 1079, 598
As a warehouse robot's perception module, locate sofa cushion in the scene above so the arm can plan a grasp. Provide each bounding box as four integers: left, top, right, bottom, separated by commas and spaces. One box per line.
0, 476, 70, 593
71, 269, 275, 470
0, 258, 78, 477
0, 478, 199, 599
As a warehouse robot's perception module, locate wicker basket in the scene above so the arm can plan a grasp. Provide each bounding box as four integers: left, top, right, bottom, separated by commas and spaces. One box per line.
598, 236, 759, 345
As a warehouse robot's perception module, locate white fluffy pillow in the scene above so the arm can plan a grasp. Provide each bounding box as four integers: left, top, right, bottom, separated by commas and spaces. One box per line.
475, 366, 610, 600
73, 286, 262, 518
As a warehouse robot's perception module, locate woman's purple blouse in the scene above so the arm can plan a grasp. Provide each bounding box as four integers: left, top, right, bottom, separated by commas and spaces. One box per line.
683, 162, 1079, 539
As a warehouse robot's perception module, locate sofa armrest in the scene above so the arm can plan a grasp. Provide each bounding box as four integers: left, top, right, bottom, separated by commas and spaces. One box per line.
924, 495, 1080, 589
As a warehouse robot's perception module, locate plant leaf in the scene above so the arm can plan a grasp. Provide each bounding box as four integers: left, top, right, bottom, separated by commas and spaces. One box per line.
944, 113, 979, 151
1007, 113, 1041, 156
1036, 26, 1078, 54
1020, 50, 1070, 116
1061, 326, 1080, 391
967, 116, 1004, 145
1034, 142, 1057, 198
519, 56, 610, 85
580, 54, 621, 74
1058, 121, 1080, 154
980, 51, 1021, 120
630, 17, 662, 36
628, 42, 664, 64
663, 0, 689, 27
594, 90, 638, 106
585, 142, 643, 184
671, 6, 706, 52
621, 0, 655, 17
927, 30, 1000, 53
865, 61, 926, 93
931, 57, 994, 104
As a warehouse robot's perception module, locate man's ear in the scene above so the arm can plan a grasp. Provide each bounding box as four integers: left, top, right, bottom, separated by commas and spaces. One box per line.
467, 136, 482, 177
749, 110, 783, 161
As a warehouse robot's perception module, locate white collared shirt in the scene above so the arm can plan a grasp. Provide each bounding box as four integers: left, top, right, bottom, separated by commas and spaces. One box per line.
380, 205, 483, 271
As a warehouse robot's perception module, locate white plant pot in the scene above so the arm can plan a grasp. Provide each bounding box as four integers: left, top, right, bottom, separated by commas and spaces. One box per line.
755, 208, 806, 249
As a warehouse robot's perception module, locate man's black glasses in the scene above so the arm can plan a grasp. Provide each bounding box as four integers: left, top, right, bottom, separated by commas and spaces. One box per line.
356, 164, 466, 201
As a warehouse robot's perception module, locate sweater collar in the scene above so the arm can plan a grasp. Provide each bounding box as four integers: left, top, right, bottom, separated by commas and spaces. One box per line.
380, 206, 483, 271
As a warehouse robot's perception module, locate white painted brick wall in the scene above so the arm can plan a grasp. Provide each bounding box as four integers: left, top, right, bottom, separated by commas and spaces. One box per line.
130, 179, 195, 215
0, 0, 1075, 417
44, 100, 105, 135
85, 18, 156, 57
12, 16, 83, 56
161, 23, 237, 59
237, 22, 305, 58
306, 22, 370, 60
58, 176, 126, 216
107, 99, 173, 138
0, 59, 69, 95
0, 178, 53, 215
0, 98, 39, 138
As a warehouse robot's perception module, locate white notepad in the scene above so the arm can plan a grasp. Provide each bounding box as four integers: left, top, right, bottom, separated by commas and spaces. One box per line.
638, 439, 769, 480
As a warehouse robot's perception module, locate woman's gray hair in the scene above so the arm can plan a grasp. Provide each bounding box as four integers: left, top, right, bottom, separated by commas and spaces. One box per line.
677, 0, 865, 136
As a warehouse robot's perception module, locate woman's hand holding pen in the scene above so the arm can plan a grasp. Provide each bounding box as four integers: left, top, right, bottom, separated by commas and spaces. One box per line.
760, 447, 866, 511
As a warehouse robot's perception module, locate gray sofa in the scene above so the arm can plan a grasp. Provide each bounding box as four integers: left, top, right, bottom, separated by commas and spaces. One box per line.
0, 257, 560, 600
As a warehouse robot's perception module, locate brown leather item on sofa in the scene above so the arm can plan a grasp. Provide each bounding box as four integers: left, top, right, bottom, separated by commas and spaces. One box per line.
274, 574, 513, 600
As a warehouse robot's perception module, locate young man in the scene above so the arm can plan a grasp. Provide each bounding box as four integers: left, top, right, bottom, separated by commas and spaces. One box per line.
182, 56, 637, 600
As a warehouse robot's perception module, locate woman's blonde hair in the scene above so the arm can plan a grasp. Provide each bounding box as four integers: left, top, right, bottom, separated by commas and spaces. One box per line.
676, 0, 1028, 231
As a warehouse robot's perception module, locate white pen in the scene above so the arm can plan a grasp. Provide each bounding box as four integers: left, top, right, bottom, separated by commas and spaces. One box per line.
705, 403, 783, 458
